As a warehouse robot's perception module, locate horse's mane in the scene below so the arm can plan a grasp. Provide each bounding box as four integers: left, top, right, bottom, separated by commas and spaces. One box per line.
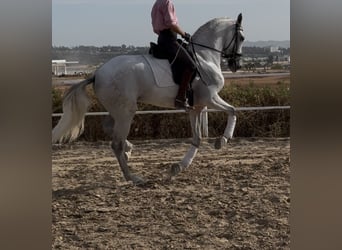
192, 17, 234, 40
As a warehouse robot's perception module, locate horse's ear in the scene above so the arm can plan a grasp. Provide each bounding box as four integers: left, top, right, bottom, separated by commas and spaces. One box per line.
237, 13, 242, 25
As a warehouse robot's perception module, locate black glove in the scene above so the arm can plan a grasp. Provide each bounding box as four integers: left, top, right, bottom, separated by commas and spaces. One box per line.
182, 32, 191, 42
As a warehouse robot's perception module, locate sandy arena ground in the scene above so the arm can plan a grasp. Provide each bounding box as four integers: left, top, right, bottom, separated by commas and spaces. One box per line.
52, 137, 290, 249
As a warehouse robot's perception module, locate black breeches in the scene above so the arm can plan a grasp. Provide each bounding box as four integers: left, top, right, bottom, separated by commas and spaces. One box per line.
157, 29, 196, 84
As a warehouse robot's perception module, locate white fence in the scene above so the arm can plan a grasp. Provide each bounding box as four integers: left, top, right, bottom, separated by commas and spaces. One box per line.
52, 105, 290, 137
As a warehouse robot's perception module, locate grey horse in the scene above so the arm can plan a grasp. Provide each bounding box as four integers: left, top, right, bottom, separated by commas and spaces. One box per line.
52, 14, 245, 185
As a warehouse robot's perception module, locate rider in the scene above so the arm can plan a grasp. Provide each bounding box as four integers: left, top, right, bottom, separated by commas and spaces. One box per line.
151, 0, 196, 109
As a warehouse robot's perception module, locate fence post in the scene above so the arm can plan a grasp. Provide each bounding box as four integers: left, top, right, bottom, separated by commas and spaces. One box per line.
201, 106, 209, 137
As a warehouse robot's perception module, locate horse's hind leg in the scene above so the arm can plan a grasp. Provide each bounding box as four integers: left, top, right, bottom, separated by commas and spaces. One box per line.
109, 110, 144, 185
103, 115, 133, 160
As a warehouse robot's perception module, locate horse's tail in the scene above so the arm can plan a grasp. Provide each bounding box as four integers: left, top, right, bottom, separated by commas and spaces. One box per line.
52, 75, 95, 143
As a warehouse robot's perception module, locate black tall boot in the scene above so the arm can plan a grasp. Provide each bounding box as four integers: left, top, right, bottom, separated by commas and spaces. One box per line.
175, 70, 194, 110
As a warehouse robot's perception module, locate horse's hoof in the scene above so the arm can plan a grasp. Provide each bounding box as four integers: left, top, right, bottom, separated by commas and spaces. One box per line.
214, 137, 227, 150
170, 163, 183, 176
130, 174, 146, 186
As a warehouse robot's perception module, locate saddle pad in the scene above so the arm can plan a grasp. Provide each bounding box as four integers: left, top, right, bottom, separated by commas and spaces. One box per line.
142, 54, 176, 88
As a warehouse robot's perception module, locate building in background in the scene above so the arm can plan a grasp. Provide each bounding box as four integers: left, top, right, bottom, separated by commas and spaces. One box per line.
52, 60, 79, 76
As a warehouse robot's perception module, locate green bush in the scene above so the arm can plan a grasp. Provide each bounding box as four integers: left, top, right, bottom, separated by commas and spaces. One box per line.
52, 81, 290, 141
208, 82, 290, 137
271, 64, 284, 70
52, 88, 63, 113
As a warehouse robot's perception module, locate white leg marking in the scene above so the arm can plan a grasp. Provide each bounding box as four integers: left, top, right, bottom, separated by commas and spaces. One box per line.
224, 115, 237, 139
180, 145, 198, 168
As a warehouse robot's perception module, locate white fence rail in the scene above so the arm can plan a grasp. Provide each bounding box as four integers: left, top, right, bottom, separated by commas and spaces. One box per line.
52, 106, 290, 137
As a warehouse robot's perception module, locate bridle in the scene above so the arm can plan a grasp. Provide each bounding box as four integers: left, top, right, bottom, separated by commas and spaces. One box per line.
190, 23, 243, 61
188, 22, 243, 85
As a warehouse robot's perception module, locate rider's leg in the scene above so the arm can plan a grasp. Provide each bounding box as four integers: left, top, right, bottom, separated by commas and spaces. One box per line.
173, 44, 196, 109
175, 68, 194, 109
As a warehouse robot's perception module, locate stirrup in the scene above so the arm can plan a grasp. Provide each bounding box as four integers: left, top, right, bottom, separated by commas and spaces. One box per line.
175, 98, 194, 110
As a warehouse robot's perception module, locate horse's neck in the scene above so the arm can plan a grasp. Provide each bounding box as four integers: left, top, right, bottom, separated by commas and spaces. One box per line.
192, 19, 234, 66
193, 36, 221, 66
191, 19, 235, 88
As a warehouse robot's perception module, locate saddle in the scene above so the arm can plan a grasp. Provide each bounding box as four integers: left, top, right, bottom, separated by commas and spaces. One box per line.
142, 54, 176, 88
149, 42, 167, 59
148, 41, 195, 105
149, 39, 194, 61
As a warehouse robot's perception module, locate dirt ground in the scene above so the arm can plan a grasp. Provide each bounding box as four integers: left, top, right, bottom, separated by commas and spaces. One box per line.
52, 137, 290, 249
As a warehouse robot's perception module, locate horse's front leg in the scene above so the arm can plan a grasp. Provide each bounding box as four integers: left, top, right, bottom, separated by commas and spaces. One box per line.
171, 107, 203, 176
208, 94, 237, 149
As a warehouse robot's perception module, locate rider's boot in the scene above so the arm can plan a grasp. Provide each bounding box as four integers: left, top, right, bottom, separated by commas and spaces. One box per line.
175, 70, 194, 110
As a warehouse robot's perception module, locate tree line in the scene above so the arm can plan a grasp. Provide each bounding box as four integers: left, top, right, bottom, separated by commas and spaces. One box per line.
52, 45, 290, 66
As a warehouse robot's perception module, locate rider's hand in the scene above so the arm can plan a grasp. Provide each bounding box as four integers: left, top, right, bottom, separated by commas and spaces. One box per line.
182, 32, 191, 42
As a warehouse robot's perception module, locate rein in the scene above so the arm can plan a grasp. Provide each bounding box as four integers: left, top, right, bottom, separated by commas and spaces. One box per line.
190, 41, 227, 57
190, 25, 242, 59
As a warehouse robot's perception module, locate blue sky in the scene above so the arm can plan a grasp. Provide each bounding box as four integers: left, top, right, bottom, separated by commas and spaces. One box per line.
52, 0, 290, 47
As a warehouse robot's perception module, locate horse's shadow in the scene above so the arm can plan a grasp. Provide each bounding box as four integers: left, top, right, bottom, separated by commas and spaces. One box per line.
52, 175, 174, 200
52, 181, 122, 200
52, 184, 102, 200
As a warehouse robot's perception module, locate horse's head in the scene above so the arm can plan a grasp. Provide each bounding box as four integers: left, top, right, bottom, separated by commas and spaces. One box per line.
191, 14, 245, 74
223, 13, 245, 72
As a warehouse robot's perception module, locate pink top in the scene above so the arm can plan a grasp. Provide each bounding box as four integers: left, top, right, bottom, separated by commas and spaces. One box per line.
151, 0, 178, 35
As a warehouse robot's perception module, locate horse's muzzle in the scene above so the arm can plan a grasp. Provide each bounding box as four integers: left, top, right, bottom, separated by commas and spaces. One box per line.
228, 57, 242, 72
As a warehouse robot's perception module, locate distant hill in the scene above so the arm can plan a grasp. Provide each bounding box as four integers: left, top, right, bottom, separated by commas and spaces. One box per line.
243, 40, 290, 48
